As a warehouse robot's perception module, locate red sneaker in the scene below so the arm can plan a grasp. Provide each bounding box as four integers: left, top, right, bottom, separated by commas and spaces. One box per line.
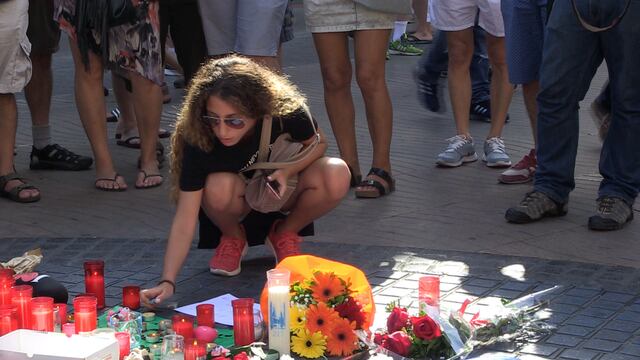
499, 149, 537, 184
266, 220, 302, 264
209, 233, 248, 276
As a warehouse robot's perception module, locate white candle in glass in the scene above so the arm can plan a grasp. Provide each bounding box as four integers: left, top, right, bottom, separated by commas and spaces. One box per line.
267, 269, 290, 356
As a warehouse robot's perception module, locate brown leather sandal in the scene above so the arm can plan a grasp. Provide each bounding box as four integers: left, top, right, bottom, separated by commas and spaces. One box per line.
0, 173, 41, 203
355, 167, 395, 199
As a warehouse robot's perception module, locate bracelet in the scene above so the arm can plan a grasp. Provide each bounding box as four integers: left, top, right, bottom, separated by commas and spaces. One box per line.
157, 279, 176, 293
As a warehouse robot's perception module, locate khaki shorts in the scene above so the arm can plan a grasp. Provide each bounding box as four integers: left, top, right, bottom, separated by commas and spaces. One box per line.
0, 0, 32, 94
27, 0, 61, 56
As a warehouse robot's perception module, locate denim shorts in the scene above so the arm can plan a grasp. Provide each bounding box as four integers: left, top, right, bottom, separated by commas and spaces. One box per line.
0, 0, 31, 94
303, 0, 395, 33
501, 0, 547, 84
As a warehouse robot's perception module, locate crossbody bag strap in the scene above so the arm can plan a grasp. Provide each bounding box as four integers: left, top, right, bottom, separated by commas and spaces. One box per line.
571, 0, 631, 32
256, 115, 273, 163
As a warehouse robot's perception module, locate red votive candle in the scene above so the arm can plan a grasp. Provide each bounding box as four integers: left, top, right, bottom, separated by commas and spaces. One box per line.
54, 303, 67, 325
115, 331, 131, 360
418, 275, 440, 312
84, 261, 105, 309
0, 272, 14, 306
172, 314, 194, 339
62, 322, 75, 337
11, 285, 32, 329
122, 286, 140, 310
73, 296, 97, 333
0, 305, 18, 336
185, 338, 207, 360
31, 297, 54, 332
196, 304, 214, 327
232, 298, 255, 346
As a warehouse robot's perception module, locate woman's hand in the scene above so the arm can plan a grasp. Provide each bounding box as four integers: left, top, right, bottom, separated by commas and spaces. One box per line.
266, 169, 290, 198
140, 282, 174, 308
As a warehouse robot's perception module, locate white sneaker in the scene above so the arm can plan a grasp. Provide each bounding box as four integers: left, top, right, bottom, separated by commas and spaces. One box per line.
483, 137, 511, 168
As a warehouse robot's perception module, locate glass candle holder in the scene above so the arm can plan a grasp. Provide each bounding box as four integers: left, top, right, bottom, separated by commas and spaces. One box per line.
172, 314, 194, 339
418, 275, 440, 313
231, 298, 255, 347
73, 295, 97, 333
0, 269, 14, 306
115, 331, 131, 360
185, 338, 207, 360
54, 303, 67, 332
267, 269, 290, 355
0, 304, 18, 336
108, 310, 143, 349
62, 322, 75, 337
84, 260, 105, 309
122, 286, 140, 310
196, 304, 214, 328
11, 285, 32, 329
31, 296, 54, 331
158, 319, 172, 332
161, 334, 185, 359
253, 308, 265, 342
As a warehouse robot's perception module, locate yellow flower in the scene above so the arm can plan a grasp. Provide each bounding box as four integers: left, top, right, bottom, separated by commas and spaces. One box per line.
290, 305, 306, 334
291, 329, 327, 359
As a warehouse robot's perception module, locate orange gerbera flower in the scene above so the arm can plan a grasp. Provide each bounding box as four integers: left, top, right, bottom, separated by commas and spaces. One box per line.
306, 302, 340, 334
310, 271, 345, 303
326, 317, 358, 356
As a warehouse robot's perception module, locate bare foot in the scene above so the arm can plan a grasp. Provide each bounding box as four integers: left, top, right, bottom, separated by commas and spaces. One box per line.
3, 178, 40, 201
95, 173, 128, 191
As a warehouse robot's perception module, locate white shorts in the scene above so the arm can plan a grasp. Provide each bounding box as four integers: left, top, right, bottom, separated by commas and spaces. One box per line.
430, 0, 505, 37
0, 0, 31, 94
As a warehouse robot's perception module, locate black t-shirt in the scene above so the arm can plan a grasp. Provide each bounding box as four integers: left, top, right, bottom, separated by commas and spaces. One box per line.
180, 108, 316, 192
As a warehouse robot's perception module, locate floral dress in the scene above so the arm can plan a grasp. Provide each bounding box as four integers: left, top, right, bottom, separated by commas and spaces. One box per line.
54, 0, 163, 85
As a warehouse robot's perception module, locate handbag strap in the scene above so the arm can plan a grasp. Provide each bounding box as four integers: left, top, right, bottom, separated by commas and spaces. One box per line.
242, 104, 320, 172
571, 0, 631, 32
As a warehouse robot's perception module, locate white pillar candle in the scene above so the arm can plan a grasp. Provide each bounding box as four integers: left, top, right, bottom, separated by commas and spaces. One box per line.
267, 269, 291, 356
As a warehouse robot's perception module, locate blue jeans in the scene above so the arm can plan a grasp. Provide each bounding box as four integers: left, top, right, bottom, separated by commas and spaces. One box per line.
534, 0, 640, 205
416, 26, 490, 104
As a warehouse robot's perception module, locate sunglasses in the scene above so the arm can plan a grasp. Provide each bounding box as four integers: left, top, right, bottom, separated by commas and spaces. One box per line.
201, 115, 247, 129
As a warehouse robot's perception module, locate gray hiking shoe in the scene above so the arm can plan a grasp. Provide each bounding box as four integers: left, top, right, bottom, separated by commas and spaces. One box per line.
505, 191, 568, 224
483, 137, 511, 168
588, 196, 633, 231
436, 135, 477, 167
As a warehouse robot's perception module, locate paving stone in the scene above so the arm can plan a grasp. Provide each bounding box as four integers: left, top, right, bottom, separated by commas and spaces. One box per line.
500, 281, 536, 292
551, 303, 581, 315
546, 334, 583, 347
559, 348, 600, 360
594, 329, 632, 343
621, 344, 640, 357
592, 300, 627, 311
520, 343, 559, 357
565, 288, 602, 298
600, 355, 640, 360
604, 320, 640, 333
465, 278, 500, 288
579, 307, 617, 319
556, 324, 593, 337
566, 315, 606, 328
583, 338, 622, 352
556, 295, 592, 306
600, 292, 637, 303
489, 288, 522, 300
615, 311, 640, 323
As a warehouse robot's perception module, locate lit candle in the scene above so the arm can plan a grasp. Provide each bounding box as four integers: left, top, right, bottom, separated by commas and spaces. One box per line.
146, 331, 160, 343
31, 297, 54, 332
267, 269, 290, 355
84, 260, 105, 309
54, 303, 67, 332
158, 319, 172, 331
196, 304, 214, 328
172, 315, 194, 339
0, 269, 14, 306
73, 296, 97, 333
0, 305, 18, 336
115, 331, 131, 360
231, 298, 255, 346
418, 275, 440, 313
10, 285, 32, 329
122, 286, 140, 310
184, 338, 207, 360
62, 323, 75, 337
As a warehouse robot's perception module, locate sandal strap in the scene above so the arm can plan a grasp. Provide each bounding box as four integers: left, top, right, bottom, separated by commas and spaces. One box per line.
9, 183, 38, 196
0, 173, 23, 188
95, 173, 121, 186
367, 167, 394, 185
358, 179, 387, 196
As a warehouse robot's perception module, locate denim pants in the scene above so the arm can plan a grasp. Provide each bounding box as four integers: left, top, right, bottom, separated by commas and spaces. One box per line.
534, 0, 640, 205
416, 26, 490, 103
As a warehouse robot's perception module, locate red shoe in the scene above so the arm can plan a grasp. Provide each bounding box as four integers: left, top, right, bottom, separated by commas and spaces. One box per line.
209, 232, 248, 276
266, 220, 302, 264
499, 149, 537, 184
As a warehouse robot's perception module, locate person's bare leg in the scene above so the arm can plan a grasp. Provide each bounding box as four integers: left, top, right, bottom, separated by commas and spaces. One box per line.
311, 32, 360, 177
0, 94, 39, 200
485, 34, 513, 139
24, 53, 52, 128
68, 39, 126, 190
112, 73, 138, 139
201, 173, 250, 239
446, 29, 474, 136
522, 81, 539, 145
246, 55, 281, 72
353, 29, 393, 192
129, 73, 162, 188
277, 157, 350, 234
411, 0, 433, 41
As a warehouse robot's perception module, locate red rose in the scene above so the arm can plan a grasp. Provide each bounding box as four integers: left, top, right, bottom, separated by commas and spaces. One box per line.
233, 353, 249, 360
374, 332, 388, 345
335, 297, 366, 329
383, 331, 412, 356
410, 315, 442, 341
386, 307, 409, 333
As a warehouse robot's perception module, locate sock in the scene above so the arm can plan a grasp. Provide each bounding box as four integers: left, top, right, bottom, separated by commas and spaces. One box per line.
32, 125, 52, 150
392, 21, 408, 41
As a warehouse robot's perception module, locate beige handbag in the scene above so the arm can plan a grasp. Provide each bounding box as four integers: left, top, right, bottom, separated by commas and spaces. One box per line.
241, 106, 320, 213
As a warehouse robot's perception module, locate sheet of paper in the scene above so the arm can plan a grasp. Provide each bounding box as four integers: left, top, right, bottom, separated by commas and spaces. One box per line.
174, 293, 261, 326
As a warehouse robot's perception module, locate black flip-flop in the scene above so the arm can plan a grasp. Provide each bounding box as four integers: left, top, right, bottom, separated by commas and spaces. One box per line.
115, 128, 171, 141
116, 136, 141, 149
135, 170, 163, 189
95, 173, 127, 192
406, 33, 433, 44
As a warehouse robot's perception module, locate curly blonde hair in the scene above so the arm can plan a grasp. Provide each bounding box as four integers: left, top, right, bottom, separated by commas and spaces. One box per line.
170, 56, 307, 201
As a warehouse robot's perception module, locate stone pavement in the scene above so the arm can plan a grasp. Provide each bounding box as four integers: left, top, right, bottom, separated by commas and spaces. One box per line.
1, 4, 640, 359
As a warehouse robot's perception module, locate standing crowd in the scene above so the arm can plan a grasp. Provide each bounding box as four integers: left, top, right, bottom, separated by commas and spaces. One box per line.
0, 0, 638, 298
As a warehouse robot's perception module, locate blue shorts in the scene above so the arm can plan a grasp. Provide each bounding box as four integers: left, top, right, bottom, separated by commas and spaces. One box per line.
501, 0, 547, 84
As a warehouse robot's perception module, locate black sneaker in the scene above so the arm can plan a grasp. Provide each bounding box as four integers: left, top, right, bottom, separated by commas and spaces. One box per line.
30, 144, 93, 171
505, 191, 568, 224
470, 100, 510, 123
588, 196, 633, 231
417, 77, 443, 113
